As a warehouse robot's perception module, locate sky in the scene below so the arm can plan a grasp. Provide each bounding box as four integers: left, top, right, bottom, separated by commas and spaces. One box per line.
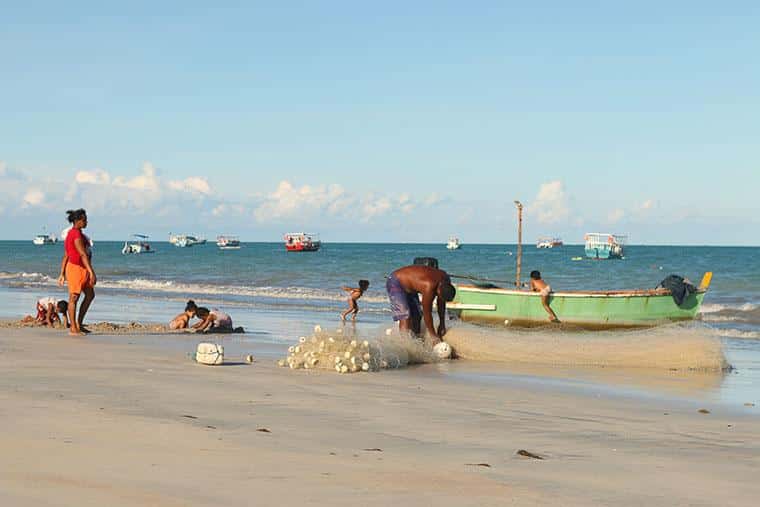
1, 1, 758, 244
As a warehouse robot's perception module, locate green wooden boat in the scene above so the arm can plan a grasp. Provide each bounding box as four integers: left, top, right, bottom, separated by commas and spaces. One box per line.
449, 272, 712, 329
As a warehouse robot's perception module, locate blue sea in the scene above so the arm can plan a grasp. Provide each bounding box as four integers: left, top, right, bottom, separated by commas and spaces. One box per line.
1, 241, 759, 407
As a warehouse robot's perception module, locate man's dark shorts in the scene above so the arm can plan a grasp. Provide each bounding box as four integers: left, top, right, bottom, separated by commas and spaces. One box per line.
386, 274, 421, 322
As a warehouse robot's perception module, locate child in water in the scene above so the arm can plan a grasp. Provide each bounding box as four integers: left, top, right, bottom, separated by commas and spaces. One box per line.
529, 270, 559, 322
170, 300, 198, 330
341, 280, 370, 321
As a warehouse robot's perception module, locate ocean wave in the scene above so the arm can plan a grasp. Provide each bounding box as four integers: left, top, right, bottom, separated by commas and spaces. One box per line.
0, 271, 389, 305
700, 302, 760, 325
715, 328, 760, 340
701, 303, 758, 313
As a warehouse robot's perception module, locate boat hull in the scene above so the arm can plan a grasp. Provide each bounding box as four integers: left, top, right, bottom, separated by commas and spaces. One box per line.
450, 285, 706, 329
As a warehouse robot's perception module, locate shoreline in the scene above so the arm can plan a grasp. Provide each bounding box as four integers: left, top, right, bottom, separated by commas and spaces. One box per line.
1, 327, 759, 506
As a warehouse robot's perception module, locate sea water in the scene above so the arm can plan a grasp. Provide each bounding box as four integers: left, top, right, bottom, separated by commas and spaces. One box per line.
1, 241, 758, 406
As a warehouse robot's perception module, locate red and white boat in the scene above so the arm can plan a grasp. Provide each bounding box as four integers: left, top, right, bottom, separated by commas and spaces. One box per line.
284, 232, 321, 252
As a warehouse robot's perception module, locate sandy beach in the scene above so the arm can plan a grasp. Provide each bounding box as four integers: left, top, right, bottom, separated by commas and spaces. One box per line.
1, 327, 758, 506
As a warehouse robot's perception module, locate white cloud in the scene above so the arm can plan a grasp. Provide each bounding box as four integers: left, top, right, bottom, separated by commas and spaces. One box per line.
530, 180, 570, 225
75, 169, 111, 185
252, 180, 438, 224
423, 193, 443, 206
606, 208, 625, 224
23, 189, 45, 207
168, 176, 212, 195
253, 181, 349, 221
361, 196, 392, 221
112, 162, 160, 192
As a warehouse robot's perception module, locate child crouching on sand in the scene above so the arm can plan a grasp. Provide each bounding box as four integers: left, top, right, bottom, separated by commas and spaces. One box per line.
21, 297, 69, 327
341, 279, 370, 321
193, 307, 244, 333
170, 300, 198, 330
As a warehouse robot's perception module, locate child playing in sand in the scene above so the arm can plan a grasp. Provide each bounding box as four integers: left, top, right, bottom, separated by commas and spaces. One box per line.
192, 307, 243, 333
24, 297, 69, 327
169, 300, 198, 330
341, 280, 370, 321
529, 271, 559, 322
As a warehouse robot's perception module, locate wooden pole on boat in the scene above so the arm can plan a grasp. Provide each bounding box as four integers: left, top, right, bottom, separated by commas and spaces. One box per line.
514, 200, 523, 288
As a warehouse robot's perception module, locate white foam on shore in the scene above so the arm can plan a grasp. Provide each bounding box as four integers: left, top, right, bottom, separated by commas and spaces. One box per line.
716, 328, 760, 340
443, 323, 729, 371
0, 271, 389, 304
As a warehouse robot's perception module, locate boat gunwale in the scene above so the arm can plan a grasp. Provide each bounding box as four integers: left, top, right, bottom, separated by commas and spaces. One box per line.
454, 284, 707, 298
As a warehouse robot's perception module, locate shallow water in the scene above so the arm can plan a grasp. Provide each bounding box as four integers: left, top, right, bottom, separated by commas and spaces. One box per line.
1, 241, 758, 409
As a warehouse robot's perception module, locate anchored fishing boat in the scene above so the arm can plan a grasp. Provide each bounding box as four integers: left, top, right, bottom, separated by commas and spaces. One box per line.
216, 235, 241, 250
585, 233, 626, 259
32, 233, 57, 245
284, 232, 321, 252
122, 234, 154, 255
171, 234, 205, 248
449, 272, 712, 329
446, 237, 462, 250
536, 237, 563, 249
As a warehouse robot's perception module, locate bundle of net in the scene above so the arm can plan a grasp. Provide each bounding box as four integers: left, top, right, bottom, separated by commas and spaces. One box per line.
277, 325, 441, 374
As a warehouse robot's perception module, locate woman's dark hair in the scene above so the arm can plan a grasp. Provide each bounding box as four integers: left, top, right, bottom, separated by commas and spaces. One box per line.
196, 307, 210, 318
530, 270, 541, 280
66, 208, 87, 224
56, 300, 69, 313
185, 300, 198, 312
359, 280, 370, 290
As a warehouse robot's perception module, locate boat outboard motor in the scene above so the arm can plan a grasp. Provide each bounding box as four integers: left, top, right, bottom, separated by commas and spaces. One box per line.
413, 257, 439, 269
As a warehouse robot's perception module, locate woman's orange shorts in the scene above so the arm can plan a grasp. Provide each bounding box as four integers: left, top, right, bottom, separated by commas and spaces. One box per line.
65, 263, 94, 295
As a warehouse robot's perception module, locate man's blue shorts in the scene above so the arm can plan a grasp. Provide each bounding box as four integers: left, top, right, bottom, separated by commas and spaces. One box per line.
386, 274, 421, 322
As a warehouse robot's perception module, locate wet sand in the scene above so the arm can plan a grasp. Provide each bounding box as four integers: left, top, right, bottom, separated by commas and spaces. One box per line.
1, 327, 759, 506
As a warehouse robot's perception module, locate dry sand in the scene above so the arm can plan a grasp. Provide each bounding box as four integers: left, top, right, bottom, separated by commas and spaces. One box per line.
1, 327, 758, 506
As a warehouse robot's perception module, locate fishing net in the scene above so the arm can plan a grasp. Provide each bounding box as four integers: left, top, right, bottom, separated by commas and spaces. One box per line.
277, 325, 440, 373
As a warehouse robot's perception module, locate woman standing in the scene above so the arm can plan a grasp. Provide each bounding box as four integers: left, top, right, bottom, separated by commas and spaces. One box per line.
58, 209, 96, 336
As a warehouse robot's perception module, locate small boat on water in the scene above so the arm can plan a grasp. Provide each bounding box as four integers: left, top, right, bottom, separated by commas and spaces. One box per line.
33, 233, 57, 245
585, 233, 626, 259
536, 237, 563, 249
122, 234, 154, 255
446, 237, 462, 250
284, 232, 321, 252
171, 234, 205, 248
216, 235, 241, 250
449, 272, 712, 329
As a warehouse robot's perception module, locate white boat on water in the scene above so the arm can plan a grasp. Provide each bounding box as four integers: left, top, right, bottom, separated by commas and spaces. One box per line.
33, 233, 57, 245
122, 234, 154, 255
170, 233, 206, 247
216, 235, 241, 249
536, 237, 563, 249
446, 237, 461, 250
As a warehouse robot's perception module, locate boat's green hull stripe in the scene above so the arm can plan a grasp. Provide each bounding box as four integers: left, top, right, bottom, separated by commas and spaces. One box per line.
451, 286, 706, 328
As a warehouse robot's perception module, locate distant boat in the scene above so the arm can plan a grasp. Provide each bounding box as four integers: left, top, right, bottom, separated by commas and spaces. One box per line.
171, 234, 205, 248
216, 235, 241, 250
585, 233, 627, 259
536, 237, 563, 249
284, 232, 321, 252
32, 233, 57, 245
446, 237, 462, 250
122, 234, 154, 255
